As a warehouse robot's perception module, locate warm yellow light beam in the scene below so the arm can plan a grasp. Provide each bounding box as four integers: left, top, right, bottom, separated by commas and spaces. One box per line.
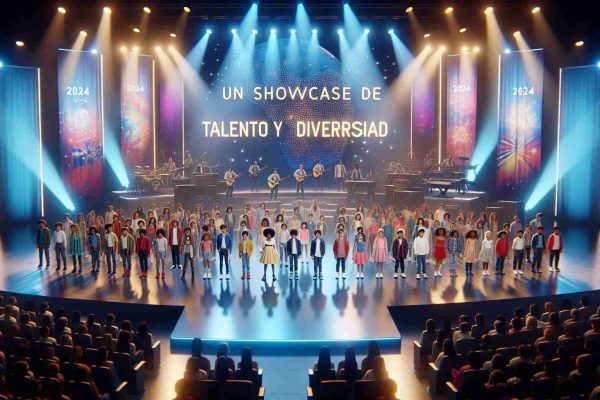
57, 7, 66, 14
15, 41, 25, 47
575, 40, 584, 47
445, 6, 453, 14
143, 6, 151, 13
531, 6, 540, 14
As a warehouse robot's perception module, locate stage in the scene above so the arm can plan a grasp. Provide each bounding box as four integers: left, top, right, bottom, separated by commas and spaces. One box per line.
1, 227, 599, 353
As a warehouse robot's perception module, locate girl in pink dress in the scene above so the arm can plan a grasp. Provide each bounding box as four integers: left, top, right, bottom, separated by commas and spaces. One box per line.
299, 222, 310, 263
353, 232, 368, 279
371, 229, 389, 279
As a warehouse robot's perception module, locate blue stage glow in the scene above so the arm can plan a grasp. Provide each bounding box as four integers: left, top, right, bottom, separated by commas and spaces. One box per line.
231, 28, 237, 35
389, 30, 413, 70
504, 48, 511, 54
90, 48, 97, 54
294, 3, 311, 40
265, 28, 281, 83
42, 150, 76, 211
187, 30, 211, 70
0, 61, 3, 68
343, 3, 363, 44
312, 28, 318, 34
364, 28, 370, 34
337, 29, 343, 35
238, 3, 258, 41
252, 29, 258, 35
270, 28, 277, 35
525, 151, 557, 211
290, 28, 296, 35
104, 127, 129, 188
207, 29, 212, 35
388, 29, 394, 35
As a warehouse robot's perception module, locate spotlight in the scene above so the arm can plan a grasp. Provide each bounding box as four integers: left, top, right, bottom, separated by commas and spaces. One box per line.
120, 46, 127, 53
132, 46, 139, 52
597, 62, 600, 68
531, 6, 540, 14
461, 45, 469, 52
337, 29, 343, 35
473, 46, 480, 53
0, 61, 3, 68
513, 31, 521, 37
168, 45, 175, 51
183, 6, 191, 13
290, 29, 296, 35
143, 7, 151, 13
575, 40, 584, 47
15, 41, 25, 47
155, 46, 161, 52
484, 6, 493, 14
364, 28, 370, 34
424, 44, 431, 52
459, 27, 467, 33
504, 48, 511, 54
423, 33, 431, 38
440, 45, 447, 52
103, 6, 111, 14
388, 29, 394, 35
252, 29, 258, 35
405, 6, 413, 13
312, 28, 318, 34
270, 28, 276, 35
231, 28, 237, 34
80, 31, 87, 37
170, 33, 176, 38
133, 28, 140, 33
91, 48, 98, 54
57, 6, 66, 14
207, 29, 213, 35
445, 6, 453, 14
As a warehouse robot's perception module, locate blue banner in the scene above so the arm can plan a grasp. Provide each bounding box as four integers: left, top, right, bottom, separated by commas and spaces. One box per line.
496, 49, 543, 195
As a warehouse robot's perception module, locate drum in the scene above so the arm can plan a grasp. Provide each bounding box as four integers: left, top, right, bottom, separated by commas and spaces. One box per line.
150, 178, 163, 193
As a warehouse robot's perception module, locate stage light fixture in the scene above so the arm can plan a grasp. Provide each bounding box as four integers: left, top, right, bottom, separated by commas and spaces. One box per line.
80, 31, 87, 37
91, 48, 98, 54
0, 61, 4, 68
575, 40, 584, 47
207, 29, 213, 35
57, 7, 66, 14
290, 28, 296, 35
531, 6, 540, 14
184, 6, 191, 13
103, 7, 111, 14
461, 45, 469, 52
231, 28, 237, 34
388, 29, 394, 35
143, 7, 151, 13
337, 29, 343, 35
132, 46, 139, 52
405, 6, 413, 13
364, 28, 370, 34
484, 6, 493, 14
170, 33, 176, 38
597, 62, 600, 68
504, 48, 511, 54
15, 41, 25, 47
459, 27, 467, 33
155, 46, 161, 52
423, 33, 431, 38
445, 7, 453, 14
513, 31, 521, 37
120, 46, 127, 53
440, 45, 447, 52
168, 45, 174, 51
312, 28, 318, 34
133, 28, 140, 33
270, 28, 276, 35
473, 46, 480, 53
253, 29, 258, 35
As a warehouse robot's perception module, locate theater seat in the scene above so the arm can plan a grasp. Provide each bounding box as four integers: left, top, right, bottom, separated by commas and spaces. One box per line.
455, 338, 480, 355
223, 379, 265, 400
174, 379, 219, 400
446, 369, 488, 400
64, 381, 97, 400
307, 380, 349, 400
113, 352, 145, 395
92, 365, 128, 400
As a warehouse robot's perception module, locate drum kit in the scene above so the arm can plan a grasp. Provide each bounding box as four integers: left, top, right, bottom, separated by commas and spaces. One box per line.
130, 165, 174, 194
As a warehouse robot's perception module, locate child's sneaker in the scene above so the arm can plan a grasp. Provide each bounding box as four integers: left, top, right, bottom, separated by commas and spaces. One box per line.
416, 273, 421, 279
342, 273, 346, 279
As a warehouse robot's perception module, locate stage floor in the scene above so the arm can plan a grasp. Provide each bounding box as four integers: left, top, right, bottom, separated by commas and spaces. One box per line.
1, 228, 599, 350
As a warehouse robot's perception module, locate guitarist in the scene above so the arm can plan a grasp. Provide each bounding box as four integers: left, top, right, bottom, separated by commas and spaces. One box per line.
293, 164, 308, 198
224, 167, 240, 199
312, 160, 325, 191
248, 160, 262, 192
334, 160, 347, 192
267, 168, 281, 200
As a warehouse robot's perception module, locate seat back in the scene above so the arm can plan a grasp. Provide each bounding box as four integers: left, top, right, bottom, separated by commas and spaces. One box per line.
455, 338, 479, 355
32, 341, 53, 358
558, 310, 571, 323
489, 334, 510, 349
531, 376, 555, 400
223, 380, 255, 400
56, 345, 74, 363
460, 369, 488, 399
74, 333, 94, 349
65, 380, 95, 400
319, 380, 350, 400
353, 380, 375, 400
113, 352, 133, 381
91, 365, 112, 395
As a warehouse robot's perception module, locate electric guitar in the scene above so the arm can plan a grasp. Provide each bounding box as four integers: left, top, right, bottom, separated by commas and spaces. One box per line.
224, 172, 241, 187
267, 175, 290, 189
312, 167, 331, 178
249, 165, 268, 178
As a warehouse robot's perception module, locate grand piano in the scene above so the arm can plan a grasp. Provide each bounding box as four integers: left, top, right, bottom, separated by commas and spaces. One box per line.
345, 180, 376, 200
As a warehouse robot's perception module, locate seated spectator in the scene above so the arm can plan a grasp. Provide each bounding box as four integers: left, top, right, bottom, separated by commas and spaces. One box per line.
578, 295, 593, 323
41, 346, 61, 365
363, 356, 389, 381
524, 316, 538, 331
434, 339, 457, 368
69, 310, 83, 332
183, 356, 208, 382
584, 318, 600, 340
58, 333, 73, 346
420, 319, 436, 349
237, 346, 259, 370
543, 313, 562, 340
87, 314, 102, 338
486, 369, 507, 387
509, 317, 523, 334
216, 342, 235, 372
100, 333, 115, 353
443, 319, 454, 337
314, 346, 334, 371
471, 313, 487, 339
361, 340, 381, 372
555, 376, 577, 399
338, 346, 361, 382
116, 330, 143, 364
95, 346, 121, 390
558, 322, 579, 345
452, 351, 483, 389
484, 353, 508, 372
589, 306, 600, 322
72, 363, 106, 400
13, 343, 31, 365
0, 351, 6, 375
38, 326, 57, 346
527, 304, 546, 328
19, 313, 37, 342
119, 320, 133, 333
102, 314, 119, 338
40, 314, 55, 336
7, 360, 40, 398
212, 356, 233, 386
191, 338, 211, 375
491, 320, 507, 336
508, 345, 533, 368
39, 301, 54, 323
133, 322, 153, 356
453, 322, 472, 343
40, 362, 65, 397
54, 316, 72, 337
565, 308, 581, 325
6, 296, 20, 319
541, 301, 554, 322
431, 330, 448, 361
0, 305, 17, 328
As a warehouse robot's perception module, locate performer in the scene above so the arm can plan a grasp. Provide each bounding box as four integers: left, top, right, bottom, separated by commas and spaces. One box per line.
238, 230, 254, 280
334, 160, 347, 192
531, 226, 545, 274
260, 227, 279, 283
136, 228, 151, 278
350, 163, 363, 180
371, 229, 389, 279
223, 167, 239, 199
248, 160, 263, 192
104, 224, 118, 275
446, 230, 463, 278
312, 160, 325, 191
183, 151, 194, 177
181, 227, 196, 280
353, 231, 368, 279
53, 222, 67, 271
310, 229, 326, 280
294, 164, 308, 197
441, 156, 455, 168
36, 219, 51, 269
287, 229, 302, 280
547, 226, 563, 273
217, 224, 233, 280
392, 229, 409, 279
267, 168, 281, 200
333, 229, 350, 279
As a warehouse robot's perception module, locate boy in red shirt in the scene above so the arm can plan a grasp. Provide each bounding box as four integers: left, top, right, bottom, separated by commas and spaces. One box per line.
495, 230, 509, 275
136, 228, 151, 277
333, 229, 350, 279
547, 226, 563, 272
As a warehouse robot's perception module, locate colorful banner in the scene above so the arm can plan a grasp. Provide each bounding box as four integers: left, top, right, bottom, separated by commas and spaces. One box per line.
158, 71, 183, 167
121, 54, 154, 170
446, 54, 477, 159
496, 49, 543, 193
412, 73, 436, 159
57, 49, 103, 197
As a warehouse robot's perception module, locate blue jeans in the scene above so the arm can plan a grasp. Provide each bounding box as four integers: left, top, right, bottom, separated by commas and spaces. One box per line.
55, 243, 67, 268
122, 251, 131, 271
549, 250, 560, 268
38, 246, 50, 267
90, 247, 100, 270
139, 251, 149, 272
416, 255, 427, 274
279, 243, 287, 265
513, 250, 524, 270
171, 245, 181, 266
447, 253, 458, 272
182, 253, 194, 277
241, 253, 250, 275
313, 256, 323, 275
219, 249, 230, 274
495, 256, 505, 272
106, 247, 116, 272
336, 258, 346, 273
532, 248, 543, 271
289, 254, 299, 273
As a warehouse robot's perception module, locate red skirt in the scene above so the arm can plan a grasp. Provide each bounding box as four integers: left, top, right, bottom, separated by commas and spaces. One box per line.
433, 239, 447, 261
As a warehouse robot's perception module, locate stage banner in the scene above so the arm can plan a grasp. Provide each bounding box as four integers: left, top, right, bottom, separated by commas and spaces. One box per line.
0, 66, 41, 220
158, 72, 183, 167
412, 73, 436, 158
558, 66, 600, 220
446, 54, 477, 159
496, 49, 543, 193
121, 54, 154, 171
57, 49, 103, 198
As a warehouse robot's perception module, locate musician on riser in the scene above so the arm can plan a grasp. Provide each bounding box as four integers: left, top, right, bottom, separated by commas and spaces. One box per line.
334, 160, 347, 192
312, 160, 325, 191
224, 167, 239, 199
248, 160, 263, 192
267, 168, 281, 200
293, 164, 308, 198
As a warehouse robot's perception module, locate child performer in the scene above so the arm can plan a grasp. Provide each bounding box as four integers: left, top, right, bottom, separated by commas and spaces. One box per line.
512, 229, 525, 276
310, 229, 326, 280
299, 222, 310, 263
524, 224, 533, 264
353, 232, 368, 279
181, 227, 196, 280
277, 223, 291, 268
200, 233, 213, 280
88, 227, 101, 274
287, 229, 302, 280
446, 230, 463, 278
238, 230, 254, 280
371, 229, 389, 279
479, 231, 494, 277
531, 226, 545, 274
36, 219, 51, 269
316, 215, 328, 239
260, 228, 279, 282
547, 226, 563, 273
104, 224, 118, 275
495, 231, 509, 275
53, 222, 67, 271
413, 228, 430, 279
216, 224, 232, 280
392, 229, 408, 279
68, 224, 84, 274
433, 227, 447, 278
154, 229, 168, 280
136, 228, 151, 278
333, 229, 350, 279
119, 227, 135, 278
463, 230, 478, 277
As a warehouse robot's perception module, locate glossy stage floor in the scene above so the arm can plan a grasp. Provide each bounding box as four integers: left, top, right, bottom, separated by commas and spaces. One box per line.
1, 227, 599, 352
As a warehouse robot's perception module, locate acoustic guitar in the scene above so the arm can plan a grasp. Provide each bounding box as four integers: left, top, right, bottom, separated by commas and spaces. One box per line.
267, 175, 290, 189
224, 172, 241, 187
295, 173, 311, 183
249, 165, 268, 178
312, 167, 331, 178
